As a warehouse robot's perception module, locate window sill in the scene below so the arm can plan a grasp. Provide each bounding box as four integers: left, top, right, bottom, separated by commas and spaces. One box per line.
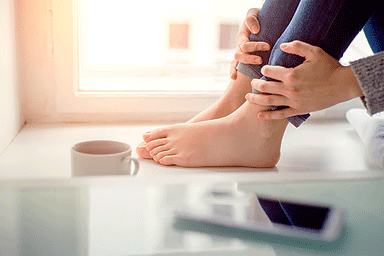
0, 120, 380, 182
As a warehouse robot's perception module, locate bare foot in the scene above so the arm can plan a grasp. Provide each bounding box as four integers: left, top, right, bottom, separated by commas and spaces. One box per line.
136, 72, 253, 159
136, 142, 152, 159
143, 101, 288, 167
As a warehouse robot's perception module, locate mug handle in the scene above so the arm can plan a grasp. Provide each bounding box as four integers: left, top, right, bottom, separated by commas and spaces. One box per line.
122, 156, 140, 176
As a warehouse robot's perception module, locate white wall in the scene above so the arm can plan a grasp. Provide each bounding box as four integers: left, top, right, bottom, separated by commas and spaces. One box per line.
0, 0, 25, 154
15, 0, 56, 123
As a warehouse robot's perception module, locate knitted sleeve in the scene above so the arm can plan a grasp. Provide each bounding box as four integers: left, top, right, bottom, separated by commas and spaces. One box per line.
350, 51, 384, 116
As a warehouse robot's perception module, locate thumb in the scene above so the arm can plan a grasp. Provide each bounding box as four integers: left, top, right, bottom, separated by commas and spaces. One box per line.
280, 40, 319, 59
245, 8, 261, 34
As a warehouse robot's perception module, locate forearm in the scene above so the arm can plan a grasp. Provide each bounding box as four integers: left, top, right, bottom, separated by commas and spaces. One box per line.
334, 65, 363, 102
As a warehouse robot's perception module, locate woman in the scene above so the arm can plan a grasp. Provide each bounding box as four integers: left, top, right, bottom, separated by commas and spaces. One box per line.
137, 0, 383, 167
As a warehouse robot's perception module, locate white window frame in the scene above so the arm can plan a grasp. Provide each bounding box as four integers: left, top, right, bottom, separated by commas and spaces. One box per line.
52, 0, 368, 122
53, 0, 222, 122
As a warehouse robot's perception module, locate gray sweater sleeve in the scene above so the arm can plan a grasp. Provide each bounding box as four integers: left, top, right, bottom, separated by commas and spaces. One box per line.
350, 51, 384, 116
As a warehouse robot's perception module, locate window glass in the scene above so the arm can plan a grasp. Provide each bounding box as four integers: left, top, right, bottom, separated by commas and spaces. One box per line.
220, 24, 239, 49
78, 0, 261, 93
169, 23, 190, 49
77, 0, 372, 94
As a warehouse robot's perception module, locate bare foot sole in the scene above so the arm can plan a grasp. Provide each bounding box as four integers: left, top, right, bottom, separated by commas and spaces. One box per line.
136, 72, 252, 159
143, 102, 288, 168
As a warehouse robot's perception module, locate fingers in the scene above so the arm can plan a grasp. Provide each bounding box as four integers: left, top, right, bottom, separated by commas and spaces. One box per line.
245, 8, 261, 34
236, 22, 269, 53
240, 41, 270, 53
234, 42, 269, 65
230, 60, 238, 80
236, 7, 269, 54
280, 40, 322, 59
245, 93, 288, 107
251, 79, 283, 95
245, 92, 299, 119
230, 42, 270, 79
231, 7, 269, 79
261, 65, 290, 82
237, 23, 252, 48
234, 50, 263, 65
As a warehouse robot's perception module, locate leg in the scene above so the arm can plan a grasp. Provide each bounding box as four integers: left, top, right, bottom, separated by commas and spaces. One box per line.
364, 8, 384, 54
241, 0, 377, 127
187, 72, 252, 123
136, 72, 252, 158
143, 0, 376, 167
137, 0, 302, 159
184, 0, 305, 123
136, 0, 301, 159
144, 99, 288, 167
237, 0, 301, 79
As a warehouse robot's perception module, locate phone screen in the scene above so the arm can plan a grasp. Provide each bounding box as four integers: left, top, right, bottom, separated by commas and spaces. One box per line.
253, 196, 330, 231
179, 191, 333, 233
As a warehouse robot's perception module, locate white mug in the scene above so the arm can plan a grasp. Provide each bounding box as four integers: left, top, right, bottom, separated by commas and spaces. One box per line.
71, 140, 139, 177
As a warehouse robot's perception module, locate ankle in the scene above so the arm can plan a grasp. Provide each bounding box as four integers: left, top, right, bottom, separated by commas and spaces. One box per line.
259, 119, 288, 139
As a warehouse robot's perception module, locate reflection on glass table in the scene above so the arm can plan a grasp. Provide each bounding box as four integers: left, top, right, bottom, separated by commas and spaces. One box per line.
175, 189, 345, 242
0, 178, 384, 256
0, 184, 246, 256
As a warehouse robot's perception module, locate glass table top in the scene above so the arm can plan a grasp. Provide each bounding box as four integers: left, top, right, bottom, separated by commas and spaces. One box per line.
1, 177, 384, 256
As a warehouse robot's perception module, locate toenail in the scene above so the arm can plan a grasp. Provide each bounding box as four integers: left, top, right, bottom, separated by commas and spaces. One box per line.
143, 132, 151, 139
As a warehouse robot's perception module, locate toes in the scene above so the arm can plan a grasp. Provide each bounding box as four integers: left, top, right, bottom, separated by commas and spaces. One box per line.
136, 142, 152, 159
142, 132, 151, 141
143, 128, 168, 143
152, 149, 176, 162
146, 138, 169, 151
158, 155, 177, 166
149, 144, 172, 157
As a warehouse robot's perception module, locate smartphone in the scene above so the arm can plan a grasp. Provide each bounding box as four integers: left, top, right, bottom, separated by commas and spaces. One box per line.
174, 190, 345, 242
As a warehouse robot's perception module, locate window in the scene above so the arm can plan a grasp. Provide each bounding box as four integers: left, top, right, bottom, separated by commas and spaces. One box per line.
52, 0, 370, 121
169, 23, 190, 49
77, 0, 257, 94
52, 0, 260, 121
220, 24, 239, 49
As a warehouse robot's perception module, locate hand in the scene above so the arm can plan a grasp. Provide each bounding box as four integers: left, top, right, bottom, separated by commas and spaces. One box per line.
245, 40, 363, 119
230, 8, 271, 80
